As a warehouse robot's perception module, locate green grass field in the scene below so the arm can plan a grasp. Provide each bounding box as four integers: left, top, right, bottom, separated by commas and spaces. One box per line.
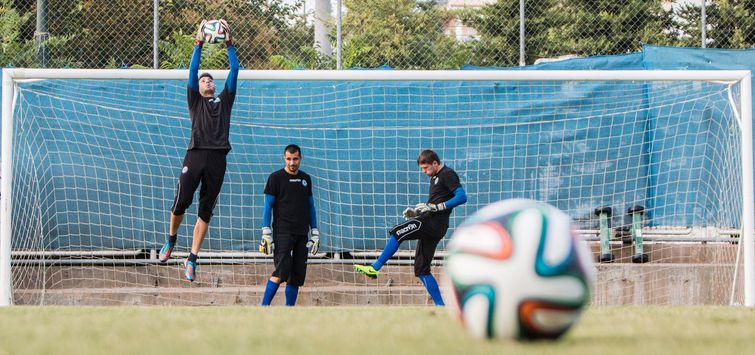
1, 306, 753, 355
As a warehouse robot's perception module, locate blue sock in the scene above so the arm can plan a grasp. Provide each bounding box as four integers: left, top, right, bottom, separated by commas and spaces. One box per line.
418, 274, 445, 306
372, 235, 400, 271
261, 279, 280, 306
285, 284, 299, 306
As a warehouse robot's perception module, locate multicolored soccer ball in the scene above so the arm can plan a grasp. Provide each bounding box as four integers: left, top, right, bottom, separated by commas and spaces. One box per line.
202, 20, 227, 44
443, 199, 595, 340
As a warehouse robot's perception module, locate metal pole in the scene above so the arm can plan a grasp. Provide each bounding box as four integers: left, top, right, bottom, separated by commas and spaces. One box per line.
519, 0, 525, 66
34, 0, 49, 67
740, 74, 754, 307
314, 0, 333, 57
700, 0, 707, 48
1, 71, 14, 306
153, 0, 159, 69
337, 0, 342, 70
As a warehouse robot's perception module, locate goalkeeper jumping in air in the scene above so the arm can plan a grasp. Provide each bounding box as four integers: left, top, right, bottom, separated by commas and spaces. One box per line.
158, 19, 239, 282
354, 150, 467, 306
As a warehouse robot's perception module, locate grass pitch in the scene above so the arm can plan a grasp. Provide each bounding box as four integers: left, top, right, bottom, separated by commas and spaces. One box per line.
1, 306, 754, 355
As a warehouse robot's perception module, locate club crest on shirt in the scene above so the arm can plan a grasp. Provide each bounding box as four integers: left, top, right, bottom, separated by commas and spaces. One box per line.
182, 166, 188, 174
433, 176, 439, 185
302, 180, 308, 187
208, 97, 220, 104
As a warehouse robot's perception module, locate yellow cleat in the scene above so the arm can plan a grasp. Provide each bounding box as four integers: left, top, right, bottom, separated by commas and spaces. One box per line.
354, 264, 379, 279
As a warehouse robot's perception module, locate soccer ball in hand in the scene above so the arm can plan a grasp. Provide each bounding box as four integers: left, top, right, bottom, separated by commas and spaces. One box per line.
202, 20, 227, 44
442, 199, 595, 341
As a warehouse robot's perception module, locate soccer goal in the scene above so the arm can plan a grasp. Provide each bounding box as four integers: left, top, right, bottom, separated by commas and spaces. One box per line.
1, 69, 752, 306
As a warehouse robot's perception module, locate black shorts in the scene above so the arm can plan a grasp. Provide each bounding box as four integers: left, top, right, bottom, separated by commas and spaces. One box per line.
389, 215, 449, 277
170, 149, 228, 223
271, 233, 309, 286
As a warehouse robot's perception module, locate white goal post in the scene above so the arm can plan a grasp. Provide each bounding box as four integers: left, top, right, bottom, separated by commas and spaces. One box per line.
1, 69, 752, 306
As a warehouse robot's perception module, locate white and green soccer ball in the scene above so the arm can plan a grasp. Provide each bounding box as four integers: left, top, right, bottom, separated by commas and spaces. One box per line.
443, 199, 595, 341
202, 20, 227, 44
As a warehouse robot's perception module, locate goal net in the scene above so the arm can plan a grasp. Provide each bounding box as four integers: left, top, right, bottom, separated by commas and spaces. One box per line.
1, 69, 752, 306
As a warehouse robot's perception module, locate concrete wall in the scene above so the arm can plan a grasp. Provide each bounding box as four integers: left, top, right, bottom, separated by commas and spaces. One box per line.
11, 244, 744, 306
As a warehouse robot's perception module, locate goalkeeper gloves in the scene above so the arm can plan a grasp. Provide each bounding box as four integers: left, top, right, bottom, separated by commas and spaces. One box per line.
414, 202, 445, 214
195, 20, 207, 46
402, 207, 418, 219
307, 228, 320, 255
259, 227, 273, 255
219, 19, 233, 45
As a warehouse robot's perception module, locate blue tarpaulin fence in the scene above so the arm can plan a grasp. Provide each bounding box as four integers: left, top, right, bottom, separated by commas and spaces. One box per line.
3, 45, 754, 251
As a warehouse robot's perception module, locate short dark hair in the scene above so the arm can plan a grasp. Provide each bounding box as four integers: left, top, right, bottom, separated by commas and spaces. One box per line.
417, 149, 440, 165
199, 72, 213, 80
284, 144, 301, 156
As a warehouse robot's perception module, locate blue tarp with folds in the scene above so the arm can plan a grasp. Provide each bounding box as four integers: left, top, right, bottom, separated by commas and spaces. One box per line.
5, 46, 754, 251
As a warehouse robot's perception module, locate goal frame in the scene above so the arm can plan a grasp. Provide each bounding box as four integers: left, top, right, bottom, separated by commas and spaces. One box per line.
1, 69, 752, 306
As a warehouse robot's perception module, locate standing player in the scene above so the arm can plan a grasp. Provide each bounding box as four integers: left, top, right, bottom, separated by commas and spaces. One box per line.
158, 19, 239, 282
354, 150, 467, 306
259, 144, 320, 306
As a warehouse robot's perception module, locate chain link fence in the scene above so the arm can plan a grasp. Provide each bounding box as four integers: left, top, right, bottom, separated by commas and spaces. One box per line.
1, 0, 753, 69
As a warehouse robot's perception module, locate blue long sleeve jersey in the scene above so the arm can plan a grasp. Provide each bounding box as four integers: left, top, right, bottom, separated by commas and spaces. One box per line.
262, 188, 462, 229
263, 194, 318, 230
444, 187, 467, 209
188, 43, 239, 93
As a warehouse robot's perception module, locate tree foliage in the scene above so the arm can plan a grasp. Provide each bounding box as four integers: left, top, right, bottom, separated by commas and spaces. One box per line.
341, 0, 469, 69
551, 0, 673, 56
459, 0, 555, 66
670, 0, 755, 48
0, 0, 753, 69
159, 0, 313, 69
1, 0, 74, 67
0, 0, 32, 66
4, 0, 313, 68
461, 0, 674, 65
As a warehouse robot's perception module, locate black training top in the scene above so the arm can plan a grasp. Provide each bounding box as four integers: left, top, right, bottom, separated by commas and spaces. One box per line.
264, 169, 313, 235
186, 86, 236, 151
427, 165, 462, 221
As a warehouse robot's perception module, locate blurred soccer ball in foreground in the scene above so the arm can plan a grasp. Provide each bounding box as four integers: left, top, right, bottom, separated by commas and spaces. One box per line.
202, 20, 227, 44
443, 199, 595, 340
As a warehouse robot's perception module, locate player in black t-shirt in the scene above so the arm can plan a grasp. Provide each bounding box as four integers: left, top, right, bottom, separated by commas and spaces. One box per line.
354, 150, 467, 306
259, 144, 320, 306
157, 19, 239, 282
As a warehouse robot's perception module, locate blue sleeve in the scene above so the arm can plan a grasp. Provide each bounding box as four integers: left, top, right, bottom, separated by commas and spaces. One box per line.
225, 45, 239, 93
263, 194, 275, 227
444, 186, 467, 210
188, 44, 202, 91
308, 196, 318, 229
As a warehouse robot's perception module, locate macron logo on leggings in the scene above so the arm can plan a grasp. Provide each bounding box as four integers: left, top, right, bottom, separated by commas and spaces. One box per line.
395, 222, 419, 237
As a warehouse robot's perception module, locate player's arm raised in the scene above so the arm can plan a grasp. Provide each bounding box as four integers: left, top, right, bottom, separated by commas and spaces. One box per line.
218, 19, 239, 95
188, 20, 207, 93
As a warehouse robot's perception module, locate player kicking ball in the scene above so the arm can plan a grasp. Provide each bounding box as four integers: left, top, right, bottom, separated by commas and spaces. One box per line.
259, 144, 320, 306
158, 19, 239, 282
354, 149, 467, 306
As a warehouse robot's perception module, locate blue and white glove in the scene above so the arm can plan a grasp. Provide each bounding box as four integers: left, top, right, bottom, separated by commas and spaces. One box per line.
259, 227, 273, 255
414, 202, 445, 214
308, 228, 320, 255
402, 207, 418, 219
